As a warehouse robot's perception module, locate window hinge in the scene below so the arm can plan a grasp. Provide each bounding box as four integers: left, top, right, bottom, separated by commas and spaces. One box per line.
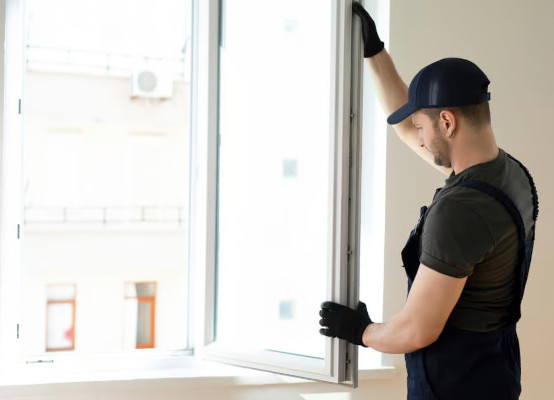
18, 99, 22, 114
17, 224, 20, 239
345, 349, 351, 377
17, 323, 19, 339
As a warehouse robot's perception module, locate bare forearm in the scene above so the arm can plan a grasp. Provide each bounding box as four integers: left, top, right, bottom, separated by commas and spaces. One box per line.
365, 50, 407, 116
364, 50, 414, 139
365, 50, 452, 176
362, 267, 467, 353
362, 313, 435, 354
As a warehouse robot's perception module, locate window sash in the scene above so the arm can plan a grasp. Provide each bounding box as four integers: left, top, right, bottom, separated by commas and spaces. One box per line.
190, 0, 364, 386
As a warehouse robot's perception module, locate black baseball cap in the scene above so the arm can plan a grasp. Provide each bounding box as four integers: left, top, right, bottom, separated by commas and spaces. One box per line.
387, 58, 491, 125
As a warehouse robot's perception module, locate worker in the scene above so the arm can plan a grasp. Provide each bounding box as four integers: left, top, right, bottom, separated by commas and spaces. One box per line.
319, 3, 539, 399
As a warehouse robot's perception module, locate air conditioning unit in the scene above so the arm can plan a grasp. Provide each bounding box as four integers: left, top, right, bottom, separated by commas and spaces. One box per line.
130, 69, 173, 99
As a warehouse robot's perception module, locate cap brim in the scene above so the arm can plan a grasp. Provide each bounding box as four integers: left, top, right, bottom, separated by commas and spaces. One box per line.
387, 103, 420, 125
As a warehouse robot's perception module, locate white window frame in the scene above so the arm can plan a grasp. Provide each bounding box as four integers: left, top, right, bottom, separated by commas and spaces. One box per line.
189, 0, 365, 387
0, 0, 385, 387
0, 0, 25, 375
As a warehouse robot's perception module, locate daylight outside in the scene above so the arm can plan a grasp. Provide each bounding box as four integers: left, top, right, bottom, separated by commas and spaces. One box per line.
20, 0, 192, 355
19, 0, 349, 361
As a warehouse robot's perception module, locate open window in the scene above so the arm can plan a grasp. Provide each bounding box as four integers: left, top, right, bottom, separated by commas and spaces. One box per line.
0, 0, 370, 386
190, 0, 364, 386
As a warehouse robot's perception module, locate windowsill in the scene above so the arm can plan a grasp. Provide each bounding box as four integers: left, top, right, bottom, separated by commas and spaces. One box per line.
0, 353, 397, 392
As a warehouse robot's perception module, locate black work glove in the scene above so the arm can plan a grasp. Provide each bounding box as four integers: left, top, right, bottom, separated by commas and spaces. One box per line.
352, 2, 385, 58
319, 301, 372, 347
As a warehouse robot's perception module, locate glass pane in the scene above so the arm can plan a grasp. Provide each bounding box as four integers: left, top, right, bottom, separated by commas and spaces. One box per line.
46, 302, 74, 350
136, 283, 156, 298
124, 282, 156, 298
137, 301, 153, 346
21, 0, 192, 356
216, 0, 332, 359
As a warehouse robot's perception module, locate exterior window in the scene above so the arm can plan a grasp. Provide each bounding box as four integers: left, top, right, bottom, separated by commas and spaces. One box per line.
46, 284, 76, 352
124, 282, 156, 349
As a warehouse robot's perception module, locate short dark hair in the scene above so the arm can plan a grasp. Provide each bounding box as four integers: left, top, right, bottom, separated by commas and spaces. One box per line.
420, 102, 491, 128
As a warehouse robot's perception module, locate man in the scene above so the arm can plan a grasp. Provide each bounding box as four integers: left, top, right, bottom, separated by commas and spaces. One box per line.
319, 3, 538, 399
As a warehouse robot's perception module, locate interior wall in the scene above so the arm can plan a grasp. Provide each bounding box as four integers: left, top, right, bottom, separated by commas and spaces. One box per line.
383, 1, 554, 399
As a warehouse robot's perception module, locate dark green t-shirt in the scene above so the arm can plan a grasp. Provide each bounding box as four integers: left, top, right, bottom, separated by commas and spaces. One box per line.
419, 149, 535, 332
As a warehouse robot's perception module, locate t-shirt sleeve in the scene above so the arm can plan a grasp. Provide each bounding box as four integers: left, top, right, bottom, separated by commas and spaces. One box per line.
420, 197, 495, 278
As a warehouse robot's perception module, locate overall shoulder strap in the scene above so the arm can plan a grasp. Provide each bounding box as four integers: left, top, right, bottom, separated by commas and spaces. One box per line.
507, 153, 539, 225
456, 180, 528, 322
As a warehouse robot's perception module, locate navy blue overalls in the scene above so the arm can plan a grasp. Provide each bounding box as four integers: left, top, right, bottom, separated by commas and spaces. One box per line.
402, 155, 539, 400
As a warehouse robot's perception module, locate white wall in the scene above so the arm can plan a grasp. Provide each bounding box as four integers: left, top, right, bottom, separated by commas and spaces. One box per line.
24, 71, 190, 208
383, 1, 554, 399
18, 70, 191, 354
21, 228, 188, 353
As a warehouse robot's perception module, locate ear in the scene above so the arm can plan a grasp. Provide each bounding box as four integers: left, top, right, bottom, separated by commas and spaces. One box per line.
439, 110, 457, 138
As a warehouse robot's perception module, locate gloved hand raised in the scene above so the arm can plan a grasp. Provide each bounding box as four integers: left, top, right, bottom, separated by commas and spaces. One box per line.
319, 301, 373, 347
352, 2, 385, 58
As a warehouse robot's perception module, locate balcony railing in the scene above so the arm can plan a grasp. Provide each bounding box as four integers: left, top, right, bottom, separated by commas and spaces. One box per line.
24, 206, 186, 226
25, 44, 190, 80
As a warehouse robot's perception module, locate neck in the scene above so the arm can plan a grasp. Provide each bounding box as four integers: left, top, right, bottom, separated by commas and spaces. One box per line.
449, 124, 499, 174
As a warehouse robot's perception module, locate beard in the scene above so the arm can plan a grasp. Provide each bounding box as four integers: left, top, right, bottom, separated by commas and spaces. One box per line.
430, 128, 451, 168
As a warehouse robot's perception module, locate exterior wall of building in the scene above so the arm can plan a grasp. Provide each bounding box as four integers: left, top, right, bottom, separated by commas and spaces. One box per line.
21, 71, 191, 354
